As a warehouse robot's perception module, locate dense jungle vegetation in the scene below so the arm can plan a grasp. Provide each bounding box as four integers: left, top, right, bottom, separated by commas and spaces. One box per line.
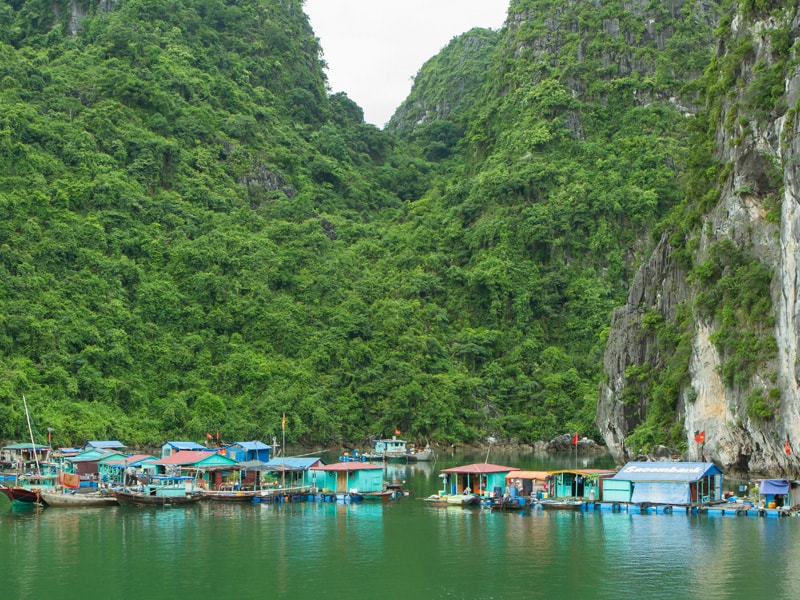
0, 0, 728, 448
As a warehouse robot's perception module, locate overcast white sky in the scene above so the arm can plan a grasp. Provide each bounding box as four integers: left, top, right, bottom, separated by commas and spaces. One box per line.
304, 0, 509, 127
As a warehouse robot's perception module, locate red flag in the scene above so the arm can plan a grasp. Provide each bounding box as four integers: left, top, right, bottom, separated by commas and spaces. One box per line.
395, 429, 402, 435
694, 431, 705, 444
206, 432, 213, 440
786, 435, 792, 455
572, 433, 579, 446
216, 430, 220, 440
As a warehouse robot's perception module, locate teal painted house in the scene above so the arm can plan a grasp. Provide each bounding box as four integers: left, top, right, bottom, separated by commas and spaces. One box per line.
548, 469, 615, 500
311, 462, 384, 494
151, 450, 237, 488
262, 457, 324, 489
440, 464, 518, 499
66, 449, 127, 481
99, 454, 157, 484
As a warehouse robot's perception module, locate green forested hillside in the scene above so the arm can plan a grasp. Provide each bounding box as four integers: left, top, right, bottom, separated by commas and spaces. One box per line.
0, 0, 721, 448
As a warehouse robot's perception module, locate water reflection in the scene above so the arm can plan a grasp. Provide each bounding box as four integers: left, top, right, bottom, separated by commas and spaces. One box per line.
3, 456, 800, 599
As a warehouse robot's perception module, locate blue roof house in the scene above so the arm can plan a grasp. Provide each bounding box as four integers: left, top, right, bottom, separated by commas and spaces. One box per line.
84, 441, 126, 451
226, 441, 271, 463
609, 462, 724, 506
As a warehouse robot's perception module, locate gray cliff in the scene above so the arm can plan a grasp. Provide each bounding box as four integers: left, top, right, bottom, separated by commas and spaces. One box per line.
598, 4, 800, 475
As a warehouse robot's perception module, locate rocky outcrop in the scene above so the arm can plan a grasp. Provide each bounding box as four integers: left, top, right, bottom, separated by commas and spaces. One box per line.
598, 3, 800, 475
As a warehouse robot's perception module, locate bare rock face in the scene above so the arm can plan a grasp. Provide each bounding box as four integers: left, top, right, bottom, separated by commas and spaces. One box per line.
598, 5, 800, 476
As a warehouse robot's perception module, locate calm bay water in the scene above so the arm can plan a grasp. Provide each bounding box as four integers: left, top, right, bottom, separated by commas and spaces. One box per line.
2, 451, 798, 599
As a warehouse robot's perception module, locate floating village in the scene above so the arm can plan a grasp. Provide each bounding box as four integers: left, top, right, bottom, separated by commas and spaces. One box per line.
1, 435, 798, 518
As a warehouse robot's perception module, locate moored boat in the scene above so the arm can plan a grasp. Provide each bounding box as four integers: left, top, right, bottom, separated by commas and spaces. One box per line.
362, 437, 432, 463
1, 485, 40, 504
40, 490, 118, 508
421, 493, 480, 507
201, 489, 260, 502
540, 498, 584, 511
112, 475, 203, 507
113, 488, 203, 507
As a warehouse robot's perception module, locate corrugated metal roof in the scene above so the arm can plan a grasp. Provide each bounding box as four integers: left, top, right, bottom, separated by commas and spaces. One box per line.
505, 470, 551, 480
228, 441, 272, 451
152, 450, 235, 466
441, 463, 518, 475
548, 469, 617, 477
263, 457, 323, 471
2, 443, 50, 450
101, 454, 155, 466
85, 441, 126, 449
314, 462, 384, 472
612, 462, 722, 482
163, 441, 207, 450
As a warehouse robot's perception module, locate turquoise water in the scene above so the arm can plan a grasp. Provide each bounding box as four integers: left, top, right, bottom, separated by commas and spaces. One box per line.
2, 453, 797, 599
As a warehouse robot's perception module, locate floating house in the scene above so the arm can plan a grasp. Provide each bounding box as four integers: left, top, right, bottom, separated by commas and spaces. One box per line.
225, 441, 271, 463
84, 441, 126, 452
2, 442, 51, 467
758, 479, 796, 508
262, 457, 325, 489
99, 454, 157, 484
505, 470, 550, 499
65, 449, 127, 481
547, 469, 616, 500
606, 461, 723, 505
151, 450, 238, 488
439, 464, 518, 499
310, 462, 384, 494
161, 441, 207, 458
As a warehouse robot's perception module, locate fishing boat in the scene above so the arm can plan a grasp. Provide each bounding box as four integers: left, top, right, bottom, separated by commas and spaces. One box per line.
421, 493, 480, 507
0, 472, 58, 505
112, 476, 203, 507
490, 496, 528, 511
0, 484, 40, 504
540, 498, 585, 511
201, 489, 260, 502
39, 490, 118, 508
361, 481, 410, 501
362, 437, 433, 463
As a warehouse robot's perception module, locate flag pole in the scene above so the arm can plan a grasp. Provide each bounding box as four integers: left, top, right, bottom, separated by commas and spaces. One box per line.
281, 413, 286, 490
574, 433, 578, 471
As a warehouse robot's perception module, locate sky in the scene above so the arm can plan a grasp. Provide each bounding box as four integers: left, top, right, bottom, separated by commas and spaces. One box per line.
304, 0, 510, 128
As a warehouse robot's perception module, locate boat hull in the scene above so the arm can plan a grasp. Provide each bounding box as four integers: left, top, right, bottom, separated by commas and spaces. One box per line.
1, 486, 40, 504
540, 499, 584, 511
40, 490, 118, 508
113, 490, 203, 507
202, 490, 259, 502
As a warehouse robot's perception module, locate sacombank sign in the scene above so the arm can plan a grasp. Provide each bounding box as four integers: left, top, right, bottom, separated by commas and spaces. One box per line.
621, 465, 704, 475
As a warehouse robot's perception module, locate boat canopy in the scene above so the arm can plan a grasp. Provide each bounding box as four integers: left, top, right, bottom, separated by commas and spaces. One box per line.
758, 479, 791, 495
505, 470, 550, 481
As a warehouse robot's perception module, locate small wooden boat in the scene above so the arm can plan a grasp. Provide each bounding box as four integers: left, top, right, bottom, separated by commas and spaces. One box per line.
112, 476, 203, 507
540, 498, 584, 511
202, 489, 260, 502
113, 489, 203, 507
40, 490, 118, 508
491, 497, 528, 511
422, 493, 480, 507
1, 485, 40, 504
